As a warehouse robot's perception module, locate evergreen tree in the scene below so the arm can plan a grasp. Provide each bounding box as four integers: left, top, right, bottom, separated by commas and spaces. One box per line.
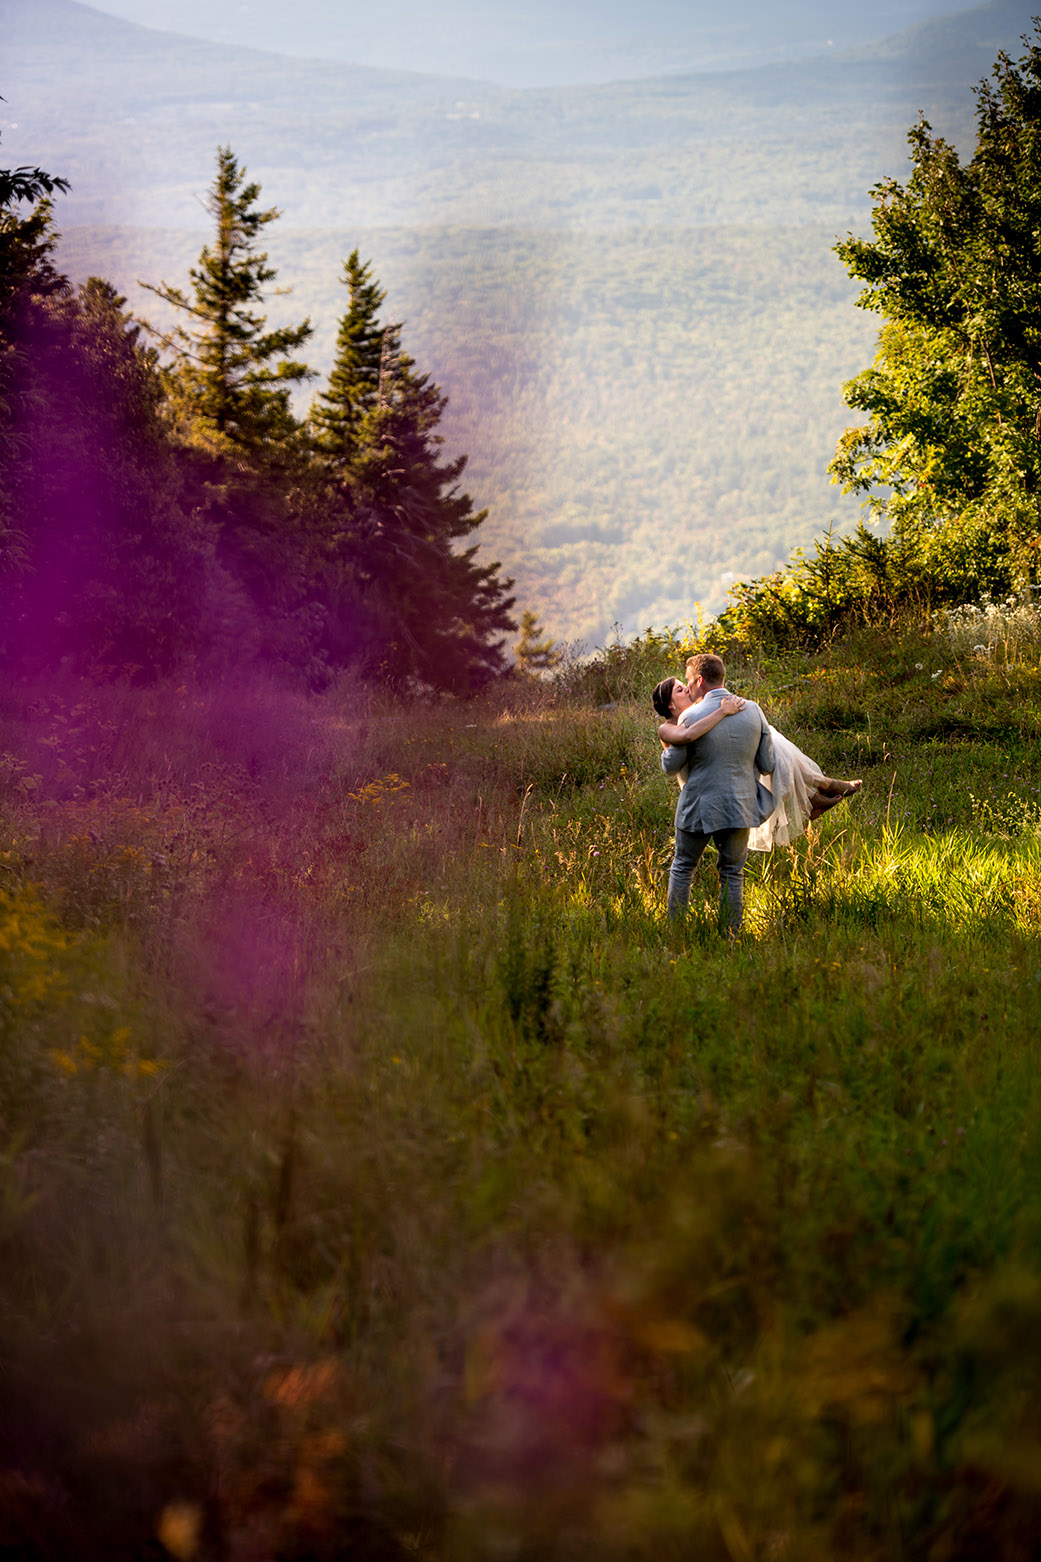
309, 250, 387, 469
514, 609, 561, 676
0, 273, 207, 674
138, 149, 329, 675
143, 147, 313, 454
0, 161, 69, 312
347, 335, 515, 691
0, 151, 72, 582
311, 257, 515, 691
830, 23, 1041, 584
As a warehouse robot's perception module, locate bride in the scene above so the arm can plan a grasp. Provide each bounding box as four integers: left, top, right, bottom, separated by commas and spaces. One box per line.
650, 671, 861, 850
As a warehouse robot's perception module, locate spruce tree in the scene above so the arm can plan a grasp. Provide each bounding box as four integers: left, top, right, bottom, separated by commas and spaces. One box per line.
514, 610, 561, 676
0, 274, 206, 675
143, 147, 312, 453
137, 148, 326, 672
312, 261, 515, 690
350, 357, 515, 691
309, 249, 387, 469
0, 156, 72, 583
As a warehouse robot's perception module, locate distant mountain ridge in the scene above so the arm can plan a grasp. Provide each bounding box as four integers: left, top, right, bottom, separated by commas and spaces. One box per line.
71, 0, 964, 86
5, 0, 1034, 231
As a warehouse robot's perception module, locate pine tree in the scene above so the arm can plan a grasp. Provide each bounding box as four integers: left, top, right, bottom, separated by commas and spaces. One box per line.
0, 156, 72, 582
309, 250, 387, 469
351, 362, 516, 691
0, 274, 206, 674
514, 609, 561, 676
310, 255, 515, 691
143, 147, 312, 453
136, 148, 327, 671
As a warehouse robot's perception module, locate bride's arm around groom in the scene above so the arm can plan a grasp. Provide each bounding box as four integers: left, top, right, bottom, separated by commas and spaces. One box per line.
658, 653, 775, 931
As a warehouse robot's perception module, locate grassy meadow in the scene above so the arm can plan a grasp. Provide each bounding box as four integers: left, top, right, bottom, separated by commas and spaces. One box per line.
4, 611, 1041, 1559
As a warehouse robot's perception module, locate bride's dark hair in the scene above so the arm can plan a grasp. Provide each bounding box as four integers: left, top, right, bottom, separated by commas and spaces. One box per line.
651, 678, 679, 720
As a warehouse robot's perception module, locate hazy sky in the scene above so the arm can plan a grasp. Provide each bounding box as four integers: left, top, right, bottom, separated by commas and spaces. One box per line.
82, 0, 962, 85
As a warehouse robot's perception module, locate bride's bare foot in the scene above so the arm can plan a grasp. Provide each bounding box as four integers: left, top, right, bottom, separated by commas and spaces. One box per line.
817, 777, 862, 798
808, 779, 862, 819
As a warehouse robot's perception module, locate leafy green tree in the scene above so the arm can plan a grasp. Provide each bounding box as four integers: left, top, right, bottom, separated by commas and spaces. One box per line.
0, 151, 71, 323
0, 165, 69, 208
514, 609, 561, 676
830, 22, 1041, 584
143, 147, 312, 454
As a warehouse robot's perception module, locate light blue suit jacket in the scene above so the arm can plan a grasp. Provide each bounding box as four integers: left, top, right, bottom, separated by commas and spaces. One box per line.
661, 687, 775, 834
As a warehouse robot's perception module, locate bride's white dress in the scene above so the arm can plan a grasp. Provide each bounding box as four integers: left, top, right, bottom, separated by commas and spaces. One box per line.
747, 728, 826, 850
675, 727, 823, 852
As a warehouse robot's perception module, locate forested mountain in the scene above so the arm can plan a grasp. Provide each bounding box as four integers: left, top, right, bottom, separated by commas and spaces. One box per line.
5, 0, 1038, 644
58, 222, 875, 640
5, 0, 1030, 228
74, 0, 958, 86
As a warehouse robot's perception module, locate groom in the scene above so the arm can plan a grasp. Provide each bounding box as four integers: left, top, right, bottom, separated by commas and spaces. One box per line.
659, 653, 775, 934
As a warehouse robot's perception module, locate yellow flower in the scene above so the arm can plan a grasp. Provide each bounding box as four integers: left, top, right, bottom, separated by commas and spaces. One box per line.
156, 1501, 202, 1561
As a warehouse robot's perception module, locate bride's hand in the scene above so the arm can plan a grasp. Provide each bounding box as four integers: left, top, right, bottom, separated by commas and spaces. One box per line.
720, 694, 746, 715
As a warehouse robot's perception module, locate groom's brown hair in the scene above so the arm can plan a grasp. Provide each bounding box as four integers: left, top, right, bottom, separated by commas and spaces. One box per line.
686, 652, 726, 687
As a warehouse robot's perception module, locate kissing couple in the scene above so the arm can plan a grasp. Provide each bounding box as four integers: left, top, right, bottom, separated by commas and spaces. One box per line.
651, 652, 861, 935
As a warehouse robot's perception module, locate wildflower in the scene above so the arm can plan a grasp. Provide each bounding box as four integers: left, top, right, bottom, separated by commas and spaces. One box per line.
931, 670, 941, 679
157, 1502, 202, 1561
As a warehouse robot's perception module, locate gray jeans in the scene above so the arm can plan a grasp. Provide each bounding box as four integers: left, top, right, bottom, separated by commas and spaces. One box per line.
667, 825, 751, 934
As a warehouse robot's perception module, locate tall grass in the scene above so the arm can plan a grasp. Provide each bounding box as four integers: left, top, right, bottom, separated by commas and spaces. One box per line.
3, 634, 1041, 1559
